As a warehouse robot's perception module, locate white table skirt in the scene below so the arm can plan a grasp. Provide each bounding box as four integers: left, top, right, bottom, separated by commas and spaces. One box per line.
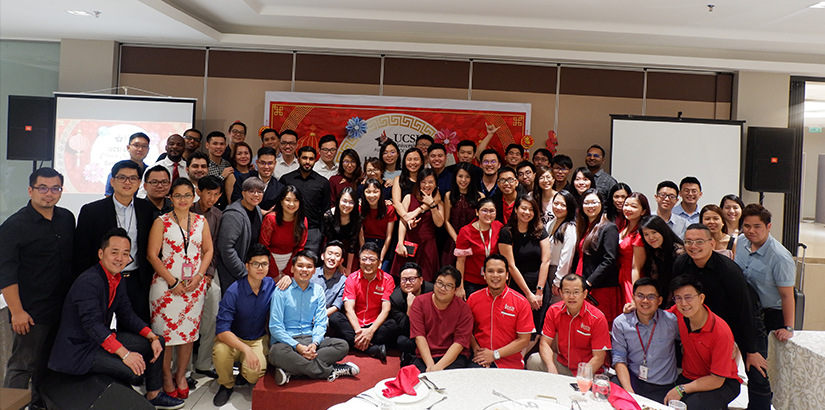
331, 368, 670, 409
767, 330, 825, 410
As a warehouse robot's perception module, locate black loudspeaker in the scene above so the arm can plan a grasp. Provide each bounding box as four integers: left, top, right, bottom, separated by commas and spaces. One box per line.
6, 95, 55, 161
41, 373, 154, 410
744, 126, 797, 193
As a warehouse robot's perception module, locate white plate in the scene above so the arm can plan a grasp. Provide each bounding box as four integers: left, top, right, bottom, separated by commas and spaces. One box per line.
483, 399, 568, 410
372, 377, 430, 404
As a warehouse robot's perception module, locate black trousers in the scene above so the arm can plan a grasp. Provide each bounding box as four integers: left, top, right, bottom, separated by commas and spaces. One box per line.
328, 311, 398, 350
88, 332, 165, 392
609, 374, 673, 405
413, 354, 470, 372
675, 374, 740, 410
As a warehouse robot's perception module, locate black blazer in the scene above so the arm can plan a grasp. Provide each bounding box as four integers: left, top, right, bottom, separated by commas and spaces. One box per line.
73, 196, 155, 289
48, 264, 149, 375
572, 222, 619, 288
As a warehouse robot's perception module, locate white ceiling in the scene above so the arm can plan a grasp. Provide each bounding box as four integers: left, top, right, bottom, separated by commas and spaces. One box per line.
1, 0, 824, 75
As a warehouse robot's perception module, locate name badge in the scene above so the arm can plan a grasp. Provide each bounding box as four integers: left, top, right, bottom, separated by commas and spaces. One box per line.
181, 263, 194, 281
639, 364, 649, 381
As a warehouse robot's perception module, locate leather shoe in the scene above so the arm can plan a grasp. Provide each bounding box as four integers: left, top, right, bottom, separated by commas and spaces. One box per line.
195, 368, 218, 379
368, 344, 387, 361
186, 376, 197, 390
213, 385, 233, 407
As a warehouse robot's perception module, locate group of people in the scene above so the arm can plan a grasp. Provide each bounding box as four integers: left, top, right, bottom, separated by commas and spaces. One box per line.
0, 121, 798, 410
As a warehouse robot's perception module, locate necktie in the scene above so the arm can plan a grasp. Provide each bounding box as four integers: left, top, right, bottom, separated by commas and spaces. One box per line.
172, 162, 180, 181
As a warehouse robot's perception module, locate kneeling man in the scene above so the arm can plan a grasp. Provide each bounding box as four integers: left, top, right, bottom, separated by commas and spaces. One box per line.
48, 228, 183, 409
268, 251, 359, 385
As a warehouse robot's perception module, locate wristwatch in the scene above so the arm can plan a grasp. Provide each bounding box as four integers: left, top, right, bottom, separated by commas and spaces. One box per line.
493, 350, 500, 361
784, 326, 794, 333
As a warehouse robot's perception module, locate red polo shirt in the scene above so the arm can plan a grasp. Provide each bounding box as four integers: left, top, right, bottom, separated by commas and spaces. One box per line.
541, 300, 611, 374
501, 199, 515, 224
669, 304, 742, 383
342, 269, 395, 327
468, 287, 535, 369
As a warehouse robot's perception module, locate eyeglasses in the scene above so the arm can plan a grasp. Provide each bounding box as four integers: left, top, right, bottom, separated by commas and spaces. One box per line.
366, 169, 381, 175
360, 256, 378, 263
634, 293, 658, 301
681, 189, 700, 195
479, 208, 496, 215
280, 141, 297, 146
258, 161, 275, 167
656, 193, 677, 201
551, 167, 569, 173
482, 160, 498, 165
184, 136, 201, 142
114, 175, 141, 183
340, 199, 355, 206
562, 290, 583, 297
172, 194, 194, 200
249, 261, 269, 269
497, 178, 517, 185
434, 280, 456, 290
586, 153, 602, 158
400, 277, 420, 284
683, 239, 709, 246
319, 148, 337, 154
342, 160, 355, 165
230, 129, 246, 135
583, 200, 601, 207
673, 294, 699, 304
130, 143, 149, 150
146, 180, 170, 187
517, 171, 533, 178
32, 185, 63, 194
246, 190, 264, 196
538, 175, 554, 181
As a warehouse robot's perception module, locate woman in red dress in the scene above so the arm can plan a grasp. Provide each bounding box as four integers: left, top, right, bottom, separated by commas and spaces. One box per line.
391, 168, 443, 282
259, 185, 307, 278
617, 192, 650, 305
454, 198, 503, 300
329, 149, 362, 203
442, 162, 483, 266
360, 178, 396, 272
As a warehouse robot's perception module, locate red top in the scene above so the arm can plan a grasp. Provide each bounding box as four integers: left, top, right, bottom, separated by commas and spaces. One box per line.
259, 215, 308, 277
100, 263, 151, 354
329, 175, 354, 203
454, 221, 504, 285
617, 229, 644, 303
342, 269, 395, 327
669, 304, 742, 383
501, 199, 516, 225
362, 205, 397, 239
409, 292, 474, 357
467, 287, 535, 369
541, 300, 611, 374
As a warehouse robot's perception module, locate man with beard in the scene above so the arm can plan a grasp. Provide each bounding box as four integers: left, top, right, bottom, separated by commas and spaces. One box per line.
585, 145, 617, 200
279, 146, 330, 253
186, 151, 210, 188
273, 130, 299, 179
232, 147, 284, 214
139, 134, 187, 198
141, 165, 172, 219
479, 149, 502, 198
390, 262, 434, 366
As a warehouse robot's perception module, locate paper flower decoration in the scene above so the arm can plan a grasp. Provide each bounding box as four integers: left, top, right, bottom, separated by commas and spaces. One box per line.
83, 162, 107, 183
346, 117, 368, 139
435, 128, 458, 153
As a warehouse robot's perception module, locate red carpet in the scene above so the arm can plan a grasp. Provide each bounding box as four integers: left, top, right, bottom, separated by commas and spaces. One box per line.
252, 351, 402, 410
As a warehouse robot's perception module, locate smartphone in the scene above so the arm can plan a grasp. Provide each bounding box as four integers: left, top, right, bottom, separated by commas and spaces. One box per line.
570, 382, 580, 392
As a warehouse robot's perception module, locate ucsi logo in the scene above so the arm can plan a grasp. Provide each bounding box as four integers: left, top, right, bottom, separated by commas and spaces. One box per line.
503, 304, 516, 312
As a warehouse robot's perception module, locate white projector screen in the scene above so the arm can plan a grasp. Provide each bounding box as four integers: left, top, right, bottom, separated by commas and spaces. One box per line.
610, 116, 744, 210
53, 93, 196, 216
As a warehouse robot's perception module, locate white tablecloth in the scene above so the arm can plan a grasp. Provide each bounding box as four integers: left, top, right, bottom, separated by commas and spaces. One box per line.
768, 330, 825, 410
330, 368, 669, 409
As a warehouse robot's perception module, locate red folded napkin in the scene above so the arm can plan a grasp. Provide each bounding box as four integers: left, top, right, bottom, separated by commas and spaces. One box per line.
381, 365, 421, 398
607, 382, 642, 410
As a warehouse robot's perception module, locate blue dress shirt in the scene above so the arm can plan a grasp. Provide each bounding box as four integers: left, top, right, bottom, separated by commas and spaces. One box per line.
734, 234, 796, 310
215, 277, 276, 341
269, 281, 328, 348
611, 309, 680, 385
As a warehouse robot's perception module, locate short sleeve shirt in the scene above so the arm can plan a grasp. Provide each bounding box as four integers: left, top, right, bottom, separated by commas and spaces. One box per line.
669, 304, 742, 383
342, 269, 395, 327
467, 287, 535, 369
498, 226, 549, 275
362, 206, 398, 240
409, 293, 474, 357
734, 234, 796, 310
542, 301, 611, 372
454, 221, 504, 285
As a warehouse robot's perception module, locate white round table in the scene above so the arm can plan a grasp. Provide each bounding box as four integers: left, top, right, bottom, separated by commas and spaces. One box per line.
331, 368, 670, 409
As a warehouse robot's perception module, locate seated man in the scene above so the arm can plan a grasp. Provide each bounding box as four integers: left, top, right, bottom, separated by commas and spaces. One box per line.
467, 255, 534, 369
390, 262, 434, 365
268, 251, 359, 385
665, 275, 742, 409
212, 244, 276, 406
409, 265, 474, 372
329, 242, 397, 360
310, 240, 347, 317
612, 277, 679, 403
526, 273, 610, 376
48, 228, 183, 409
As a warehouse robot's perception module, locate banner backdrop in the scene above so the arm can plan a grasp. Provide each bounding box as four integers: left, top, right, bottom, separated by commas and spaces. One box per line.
264, 92, 531, 164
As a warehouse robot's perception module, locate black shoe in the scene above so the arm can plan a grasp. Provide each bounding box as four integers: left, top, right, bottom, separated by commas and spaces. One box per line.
235, 373, 249, 386
274, 367, 292, 386
149, 391, 185, 409
400, 352, 415, 367
328, 362, 360, 381
212, 385, 234, 407
195, 368, 218, 379
368, 344, 387, 361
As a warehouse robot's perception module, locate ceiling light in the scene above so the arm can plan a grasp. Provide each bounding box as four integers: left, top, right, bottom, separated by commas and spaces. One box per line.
66, 10, 101, 17
810, 2, 825, 8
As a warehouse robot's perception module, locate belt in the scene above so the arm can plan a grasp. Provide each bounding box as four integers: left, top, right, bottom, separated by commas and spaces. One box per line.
121, 269, 137, 278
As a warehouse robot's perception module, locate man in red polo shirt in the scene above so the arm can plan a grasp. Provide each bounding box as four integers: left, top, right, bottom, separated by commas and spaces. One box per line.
526, 273, 610, 376
468, 254, 534, 369
665, 275, 741, 409
329, 242, 396, 361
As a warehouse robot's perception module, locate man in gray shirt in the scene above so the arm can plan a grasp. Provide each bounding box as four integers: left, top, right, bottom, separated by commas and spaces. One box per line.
310, 240, 347, 317
585, 144, 617, 199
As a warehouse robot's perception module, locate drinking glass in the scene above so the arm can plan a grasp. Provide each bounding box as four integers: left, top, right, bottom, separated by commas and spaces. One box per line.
576, 363, 593, 397
593, 374, 610, 401
668, 400, 687, 410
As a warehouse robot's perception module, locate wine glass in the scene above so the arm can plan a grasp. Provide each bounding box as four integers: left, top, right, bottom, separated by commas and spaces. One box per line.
576, 363, 593, 397
593, 374, 610, 401
668, 400, 687, 410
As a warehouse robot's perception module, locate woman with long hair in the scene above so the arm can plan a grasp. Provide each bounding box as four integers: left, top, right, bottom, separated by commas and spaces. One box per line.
392, 168, 443, 281
701, 204, 736, 259
639, 215, 685, 302
147, 178, 213, 399
392, 147, 424, 222
360, 178, 396, 271
323, 187, 362, 274
454, 198, 503, 300
380, 140, 401, 185
605, 182, 632, 231
259, 185, 307, 277
329, 149, 362, 204
573, 188, 620, 326
442, 162, 483, 266
617, 192, 650, 304
720, 194, 745, 236
225, 141, 254, 203
498, 196, 551, 335
532, 165, 556, 230
570, 166, 596, 206
547, 190, 578, 303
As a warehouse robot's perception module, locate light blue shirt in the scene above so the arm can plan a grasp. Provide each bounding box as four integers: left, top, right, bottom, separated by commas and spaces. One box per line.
672, 203, 699, 225
269, 280, 328, 348
611, 309, 680, 386
653, 209, 688, 239
734, 234, 796, 309
112, 198, 139, 271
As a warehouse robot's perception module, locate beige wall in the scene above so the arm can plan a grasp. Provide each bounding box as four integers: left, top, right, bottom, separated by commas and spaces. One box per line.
59, 39, 118, 93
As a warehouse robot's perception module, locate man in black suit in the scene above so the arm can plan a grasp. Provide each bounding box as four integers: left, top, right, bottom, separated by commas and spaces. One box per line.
74, 160, 155, 324
231, 147, 283, 214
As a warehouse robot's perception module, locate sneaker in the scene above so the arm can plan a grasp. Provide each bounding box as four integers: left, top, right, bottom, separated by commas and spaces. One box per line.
186, 376, 197, 390
148, 391, 185, 409
328, 362, 361, 381
212, 385, 234, 407
274, 367, 292, 386
367, 344, 387, 361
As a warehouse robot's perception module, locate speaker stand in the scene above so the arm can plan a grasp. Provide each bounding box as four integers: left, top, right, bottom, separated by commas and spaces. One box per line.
759, 191, 765, 205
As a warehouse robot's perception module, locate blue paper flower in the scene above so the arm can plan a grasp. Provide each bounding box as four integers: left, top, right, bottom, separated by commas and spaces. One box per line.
346, 117, 369, 139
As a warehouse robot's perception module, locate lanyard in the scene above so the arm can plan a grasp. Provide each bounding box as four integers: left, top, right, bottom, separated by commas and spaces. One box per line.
172, 212, 191, 257
479, 225, 492, 257
636, 319, 657, 365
